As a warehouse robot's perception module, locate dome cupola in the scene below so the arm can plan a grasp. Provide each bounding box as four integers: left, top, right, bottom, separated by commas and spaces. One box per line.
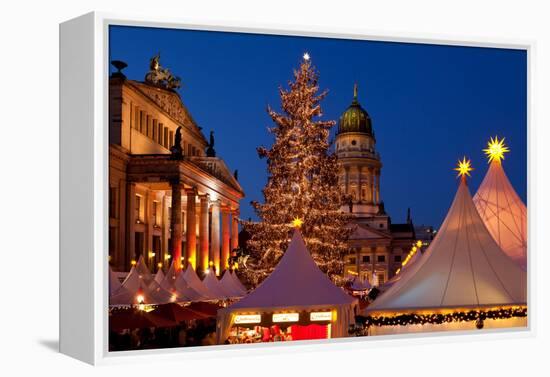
337, 84, 373, 136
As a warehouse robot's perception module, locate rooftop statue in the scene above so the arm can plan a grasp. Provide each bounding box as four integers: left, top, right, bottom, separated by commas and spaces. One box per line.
145, 53, 182, 90
170, 126, 184, 160
206, 130, 216, 157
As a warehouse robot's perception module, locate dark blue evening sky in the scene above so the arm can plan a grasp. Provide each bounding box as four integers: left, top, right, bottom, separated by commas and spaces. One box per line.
109, 26, 527, 229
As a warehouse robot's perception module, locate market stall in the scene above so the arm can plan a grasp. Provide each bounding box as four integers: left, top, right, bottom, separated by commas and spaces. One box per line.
217, 230, 357, 344
365, 160, 527, 335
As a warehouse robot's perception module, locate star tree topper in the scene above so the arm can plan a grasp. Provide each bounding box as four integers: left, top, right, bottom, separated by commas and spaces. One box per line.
483, 136, 510, 163
454, 156, 474, 179
291, 217, 304, 228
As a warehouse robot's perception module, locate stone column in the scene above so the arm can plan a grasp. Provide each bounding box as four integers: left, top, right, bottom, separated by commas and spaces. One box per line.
161, 193, 169, 268
169, 180, 183, 271
357, 166, 363, 202
371, 171, 376, 204
210, 200, 221, 275
221, 207, 231, 273
185, 188, 197, 270
371, 247, 376, 284
126, 183, 137, 268
344, 166, 349, 195
231, 209, 239, 252
116, 179, 127, 271
375, 171, 381, 204
198, 194, 210, 273
364, 170, 371, 203
145, 190, 154, 267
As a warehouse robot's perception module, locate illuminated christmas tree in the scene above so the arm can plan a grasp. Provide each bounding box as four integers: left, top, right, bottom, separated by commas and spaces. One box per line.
243, 53, 352, 286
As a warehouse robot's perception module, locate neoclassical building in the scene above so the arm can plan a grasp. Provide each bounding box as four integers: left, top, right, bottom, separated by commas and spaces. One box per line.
108, 57, 244, 276
336, 85, 417, 285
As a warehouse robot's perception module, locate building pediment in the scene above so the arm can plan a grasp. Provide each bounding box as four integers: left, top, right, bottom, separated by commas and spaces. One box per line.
349, 223, 392, 240
128, 81, 206, 143
191, 156, 244, 195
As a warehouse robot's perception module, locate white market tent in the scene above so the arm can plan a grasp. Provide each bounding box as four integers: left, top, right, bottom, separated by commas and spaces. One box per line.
154, 268, 165, 285
368, 177, 527, 315
220, 270, 246, 298
160, 262, 208, 302
109, 257, 175, 306
203, 268, 235, 300
229, 271, 247, 293
217, 230, 357, 343
109, 266, 122, 296
134, 256, 155, 286
174, 272, 207, 302
159, 262, 178, 292
350, 275, 371, 291
182, 265, 216, 300
473, 158, 527, 270
109, 264, 174, 306
380, 247, 423, 291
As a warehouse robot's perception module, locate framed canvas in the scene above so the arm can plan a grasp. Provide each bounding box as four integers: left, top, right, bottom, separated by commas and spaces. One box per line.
60, 12, 534, 365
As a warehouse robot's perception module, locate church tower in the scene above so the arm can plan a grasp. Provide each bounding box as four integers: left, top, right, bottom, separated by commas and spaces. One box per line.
336, 84, 383, 219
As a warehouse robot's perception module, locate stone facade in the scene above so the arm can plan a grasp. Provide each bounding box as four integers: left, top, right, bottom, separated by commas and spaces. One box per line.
109, 72, 244, 276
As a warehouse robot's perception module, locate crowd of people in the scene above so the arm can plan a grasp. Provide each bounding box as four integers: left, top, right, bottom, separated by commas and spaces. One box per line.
109, 317, 217, 351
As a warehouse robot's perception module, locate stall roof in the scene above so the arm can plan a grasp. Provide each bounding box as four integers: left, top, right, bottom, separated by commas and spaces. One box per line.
473, 159, 527, 269
368, 178, 527, 313
229, 230, 355, 310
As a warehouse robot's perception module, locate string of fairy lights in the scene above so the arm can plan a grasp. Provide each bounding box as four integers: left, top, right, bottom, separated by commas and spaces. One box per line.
395, 240, 425, 275
349, 306, 527, 335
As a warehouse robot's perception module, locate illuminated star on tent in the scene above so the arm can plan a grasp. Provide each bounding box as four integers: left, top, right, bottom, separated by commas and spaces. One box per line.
454, 157, 474, 178
291, 217, 304, 228
303, 52, 310, 61
483, 136, 510, 163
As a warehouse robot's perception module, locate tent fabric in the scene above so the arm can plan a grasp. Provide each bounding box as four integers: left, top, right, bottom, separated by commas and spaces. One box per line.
220, 270, 246, 298
203, 268, 234, 300
118, 266, 139, 292
109, 267, 122, 296
350, 276, 371, 291
187, 301, 221, 317
229, 271, 248, 294
109, 260, 173, 306
109, 308, 176, 331
150, 303, 210, 322
182, 265, 216, 300
473, 160, 527, 270
229, 231, 356, 309
154, 269, 165, 285
109, 279, 174, 306
160, 262, 206, 302
135, 256, 155, 286
174, 271, 208, 302
159, 262, 178, 292
216, 230, 357, 343
380, 248, 423, 291
368, 179, 527, 313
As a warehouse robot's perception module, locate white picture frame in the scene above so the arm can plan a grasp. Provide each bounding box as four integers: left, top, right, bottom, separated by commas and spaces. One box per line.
59, 11, 535, 365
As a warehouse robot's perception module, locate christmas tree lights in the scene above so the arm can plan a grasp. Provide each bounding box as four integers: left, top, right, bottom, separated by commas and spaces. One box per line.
243, 55, 352, 286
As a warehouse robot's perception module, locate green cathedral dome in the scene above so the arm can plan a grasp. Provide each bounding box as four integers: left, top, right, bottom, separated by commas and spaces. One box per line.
337, 84, 373, 136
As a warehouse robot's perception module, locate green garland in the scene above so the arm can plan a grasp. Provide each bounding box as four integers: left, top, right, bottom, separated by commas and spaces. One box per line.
356, 307, 527, 328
